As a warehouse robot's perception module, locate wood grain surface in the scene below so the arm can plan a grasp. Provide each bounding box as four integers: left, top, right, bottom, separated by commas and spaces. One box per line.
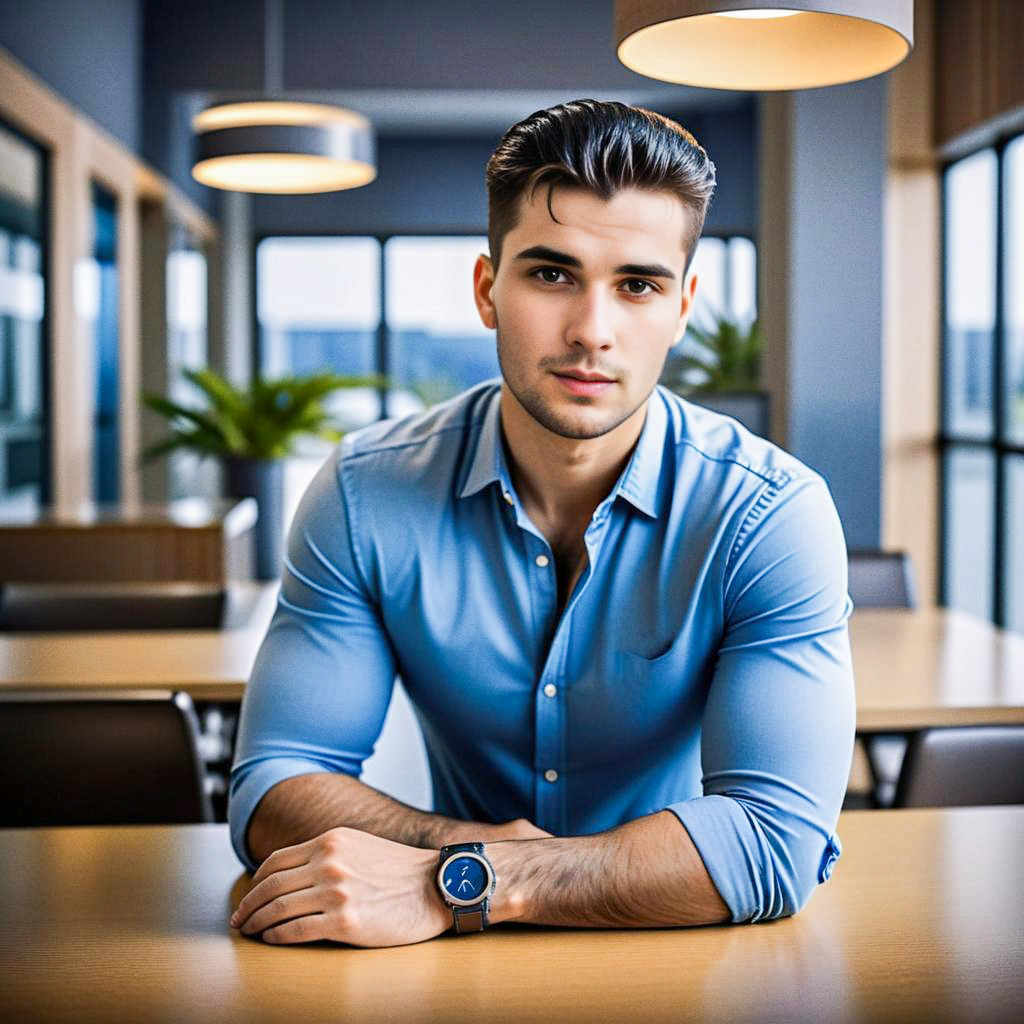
0, 808, 1020, 1024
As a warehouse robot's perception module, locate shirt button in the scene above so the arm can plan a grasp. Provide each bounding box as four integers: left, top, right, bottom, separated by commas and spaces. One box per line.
535, 554, 550, 568
544, 769, 559, 783
503, 491, 514, 505
543, 683, 557, 698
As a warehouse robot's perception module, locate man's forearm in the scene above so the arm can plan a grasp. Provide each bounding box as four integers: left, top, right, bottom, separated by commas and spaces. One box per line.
246, 772, 486, 864
486, 809, 731, 928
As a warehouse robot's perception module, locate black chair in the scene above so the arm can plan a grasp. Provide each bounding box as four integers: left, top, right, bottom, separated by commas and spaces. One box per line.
0, 690, 214, 826
845, 549, 918, 808
847, 549, 917, 609
0, 583, 227, 631
893, 725, 1024, 808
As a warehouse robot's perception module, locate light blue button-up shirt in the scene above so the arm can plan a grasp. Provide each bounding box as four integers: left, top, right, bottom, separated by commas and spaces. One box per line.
230, 381, 855, 922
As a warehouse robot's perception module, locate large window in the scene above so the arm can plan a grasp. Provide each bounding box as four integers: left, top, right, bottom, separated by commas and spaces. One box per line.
257, 233, 754, 422
941, 133, 1024, 630
90, 182, 119, 503
166, 225, 210, 499
0, 119, 49, 512
686, 235, 757, 331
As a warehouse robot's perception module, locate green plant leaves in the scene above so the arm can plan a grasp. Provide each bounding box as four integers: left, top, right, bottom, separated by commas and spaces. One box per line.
660, 313, 761, 395
141, 368, 383, 463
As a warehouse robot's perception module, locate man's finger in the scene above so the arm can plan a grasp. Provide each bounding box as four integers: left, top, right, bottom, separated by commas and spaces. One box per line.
262, 913, 328, 944
238, 885, 323, 937
249, 840, 314, 888
231, 864, 313, 928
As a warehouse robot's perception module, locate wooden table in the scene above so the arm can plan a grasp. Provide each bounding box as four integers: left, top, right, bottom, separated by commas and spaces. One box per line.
849, 607, 1024, 729
0, 581, 278, 701
0, 808, 1019, 1023
1, 602, 1022, 731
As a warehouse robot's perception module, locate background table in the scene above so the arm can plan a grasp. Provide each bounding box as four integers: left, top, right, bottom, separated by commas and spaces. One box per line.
849, 607, 1024, 729
2, 603, 1022, 731
1, 808, 1020, 1023
0, 580, 277, 701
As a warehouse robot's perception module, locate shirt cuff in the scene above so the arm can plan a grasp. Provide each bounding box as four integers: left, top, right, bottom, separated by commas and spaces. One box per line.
666, 794, 836, 923
228, 757, 341, 872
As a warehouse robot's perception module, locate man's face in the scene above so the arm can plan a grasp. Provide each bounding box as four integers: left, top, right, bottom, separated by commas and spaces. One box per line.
473, 185, 697, 441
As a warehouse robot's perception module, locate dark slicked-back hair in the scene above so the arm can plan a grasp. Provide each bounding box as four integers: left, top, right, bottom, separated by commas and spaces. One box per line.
486, 99, 716, 275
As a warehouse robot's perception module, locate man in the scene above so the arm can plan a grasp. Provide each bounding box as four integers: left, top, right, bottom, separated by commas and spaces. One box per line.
228, 100, 855, 948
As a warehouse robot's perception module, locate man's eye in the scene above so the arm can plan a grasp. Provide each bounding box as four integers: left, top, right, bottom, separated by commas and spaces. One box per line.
622, 278, 655, 296
532, 267, 567, 284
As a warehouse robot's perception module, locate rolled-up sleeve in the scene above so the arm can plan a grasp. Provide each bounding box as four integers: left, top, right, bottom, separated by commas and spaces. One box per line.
666, 473, 856, 922
228, 447, 397, 870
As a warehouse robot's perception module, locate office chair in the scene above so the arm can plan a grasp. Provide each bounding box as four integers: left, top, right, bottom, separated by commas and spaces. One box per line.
0, 690, 214, 826
893, 725, 1024, 808
847, 549, 918, 609
0, 583, 227, 631
845, 549, 918, 808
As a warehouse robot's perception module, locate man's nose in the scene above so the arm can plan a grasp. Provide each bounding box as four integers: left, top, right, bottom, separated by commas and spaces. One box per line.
564, 286, 615, 352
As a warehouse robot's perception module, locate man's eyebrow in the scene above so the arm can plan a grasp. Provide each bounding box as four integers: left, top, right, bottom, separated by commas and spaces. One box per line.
514, 246, 677, 281
615, 262, 677, 281
514, 245, 582, 268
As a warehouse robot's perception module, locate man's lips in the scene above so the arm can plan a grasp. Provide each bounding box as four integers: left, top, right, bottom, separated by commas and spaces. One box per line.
557, 371, 614, 382
552, 370, 617, 396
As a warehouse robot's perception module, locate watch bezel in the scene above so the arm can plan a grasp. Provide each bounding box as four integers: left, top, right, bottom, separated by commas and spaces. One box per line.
437, 851, 495, 908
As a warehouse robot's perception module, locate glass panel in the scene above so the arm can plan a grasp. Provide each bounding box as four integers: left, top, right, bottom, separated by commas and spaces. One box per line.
257, 236, 381, 434
728, 235, 757, 328
1005, 135, 1024, 444
91, 182, 119, 503
943, 447, 995, 620
944, 149, 997, 439
688, 236, 726, 329
384, 236, 497, 415
0, 121, 48, 513
1005, 456, 1024, 633
166, 226, 210, 499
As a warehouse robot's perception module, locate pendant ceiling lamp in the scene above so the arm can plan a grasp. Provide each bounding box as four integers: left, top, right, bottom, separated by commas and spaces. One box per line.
615, 1, 914, 91
192, 0, 375, 194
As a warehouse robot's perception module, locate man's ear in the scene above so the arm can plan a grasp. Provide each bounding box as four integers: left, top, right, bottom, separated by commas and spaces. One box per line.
673, 272, 699, 345
473, 254, 497, 330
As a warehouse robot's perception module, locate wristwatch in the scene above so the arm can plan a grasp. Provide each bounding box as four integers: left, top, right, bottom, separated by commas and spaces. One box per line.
437, 842, 496, 934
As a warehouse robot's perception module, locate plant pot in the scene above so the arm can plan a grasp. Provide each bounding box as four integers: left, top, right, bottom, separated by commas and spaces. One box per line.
223, 456, 284, 581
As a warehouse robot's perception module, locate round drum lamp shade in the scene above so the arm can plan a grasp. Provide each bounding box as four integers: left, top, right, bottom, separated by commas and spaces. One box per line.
192, 101, 376, 194
615, 1, 914, 91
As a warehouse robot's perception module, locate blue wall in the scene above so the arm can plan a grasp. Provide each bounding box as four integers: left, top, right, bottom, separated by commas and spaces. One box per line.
0, 0, 142, 153
251, 101, 757, 241
785, 78, 886, 548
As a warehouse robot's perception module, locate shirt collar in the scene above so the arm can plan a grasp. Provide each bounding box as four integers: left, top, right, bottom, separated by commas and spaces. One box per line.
608, 388, 666, 519
458, 385, 667, 519
458, 387, 510, 500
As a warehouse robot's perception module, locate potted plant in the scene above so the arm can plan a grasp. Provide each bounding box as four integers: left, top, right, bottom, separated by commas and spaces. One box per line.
659, 314, 770, 437
142, 368, 380, 579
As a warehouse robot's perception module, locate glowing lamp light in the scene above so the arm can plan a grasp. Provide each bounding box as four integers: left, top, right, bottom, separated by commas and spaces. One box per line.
615, 1, 914, 91
191, 101, 376, 194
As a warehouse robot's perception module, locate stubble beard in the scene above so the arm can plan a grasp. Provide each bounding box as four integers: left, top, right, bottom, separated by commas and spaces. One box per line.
495, 326, 652, 442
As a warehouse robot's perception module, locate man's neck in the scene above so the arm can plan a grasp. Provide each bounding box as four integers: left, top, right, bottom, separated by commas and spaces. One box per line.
499, 386, 649, 533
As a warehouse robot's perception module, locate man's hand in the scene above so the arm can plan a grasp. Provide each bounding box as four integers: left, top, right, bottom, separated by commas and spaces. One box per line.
229, 827, 451, 947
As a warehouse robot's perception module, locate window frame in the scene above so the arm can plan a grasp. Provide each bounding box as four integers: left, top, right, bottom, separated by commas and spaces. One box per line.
938, 129, 1024, 627
0, 114, 53, 506
253, 228, 756, 403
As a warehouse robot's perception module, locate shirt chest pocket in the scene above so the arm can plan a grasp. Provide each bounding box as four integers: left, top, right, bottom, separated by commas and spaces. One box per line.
617, 632, 717, 720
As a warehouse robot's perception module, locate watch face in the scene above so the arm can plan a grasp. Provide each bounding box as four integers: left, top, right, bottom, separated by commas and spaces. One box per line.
440, 854, 490, 905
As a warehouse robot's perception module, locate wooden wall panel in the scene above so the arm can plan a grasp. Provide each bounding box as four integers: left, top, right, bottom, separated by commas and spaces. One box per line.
935, 0, 1024, 149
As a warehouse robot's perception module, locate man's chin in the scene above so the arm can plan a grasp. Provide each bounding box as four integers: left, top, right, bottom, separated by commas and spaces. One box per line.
525, 402, 635, 442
